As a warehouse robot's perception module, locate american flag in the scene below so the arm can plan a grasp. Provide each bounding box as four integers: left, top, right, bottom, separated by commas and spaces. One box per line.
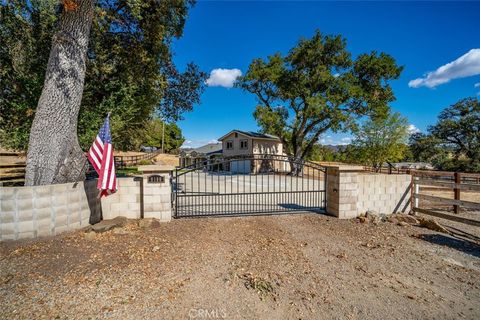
87, 114, 117, 197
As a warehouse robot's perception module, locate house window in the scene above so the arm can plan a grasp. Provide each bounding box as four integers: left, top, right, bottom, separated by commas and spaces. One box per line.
240, 140, 248, 149
226, 140, 233, 150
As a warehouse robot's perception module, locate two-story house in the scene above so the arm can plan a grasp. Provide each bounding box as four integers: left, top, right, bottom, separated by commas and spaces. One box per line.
218, 130, 286, 173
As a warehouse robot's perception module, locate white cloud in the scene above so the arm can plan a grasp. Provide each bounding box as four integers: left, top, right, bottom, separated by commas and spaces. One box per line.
319, 136, 352, 146
339, 137, 352, 145
205, 68, 242, 88
408, 49, 480, 88
407, 124, 421, 135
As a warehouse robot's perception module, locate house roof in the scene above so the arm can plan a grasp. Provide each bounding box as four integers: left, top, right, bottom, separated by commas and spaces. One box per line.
218, 130, 281, 141
182, 143, 222, 156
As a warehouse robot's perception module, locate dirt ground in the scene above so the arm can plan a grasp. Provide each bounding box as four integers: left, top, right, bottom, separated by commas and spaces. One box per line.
1, 214, 479, 320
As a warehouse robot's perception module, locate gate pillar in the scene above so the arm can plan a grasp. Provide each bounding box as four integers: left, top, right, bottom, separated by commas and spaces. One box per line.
138, 165, 174, 222
325, 165, 363, 219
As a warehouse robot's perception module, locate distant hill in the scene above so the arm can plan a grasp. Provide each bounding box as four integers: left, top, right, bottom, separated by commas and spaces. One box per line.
323, 144, 348, 152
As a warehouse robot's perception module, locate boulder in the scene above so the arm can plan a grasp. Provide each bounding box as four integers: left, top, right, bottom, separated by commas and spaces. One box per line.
357, 216, 367, 223
365, 210, 379, 218
379, 214, 388, 222
389, 214, 419, 225
418, 218, 450, 234
90, 216, 128, 233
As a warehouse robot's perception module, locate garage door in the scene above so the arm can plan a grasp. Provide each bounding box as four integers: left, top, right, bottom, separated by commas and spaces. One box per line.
230, 160, 251, 173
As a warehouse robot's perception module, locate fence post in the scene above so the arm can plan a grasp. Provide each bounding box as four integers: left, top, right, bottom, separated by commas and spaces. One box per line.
454, 172, 461, 214
410, 171, 419, 212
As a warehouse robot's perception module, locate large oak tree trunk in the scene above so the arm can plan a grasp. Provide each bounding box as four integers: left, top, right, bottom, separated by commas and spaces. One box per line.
288, 148, 304, 177
25, 0, 95, 186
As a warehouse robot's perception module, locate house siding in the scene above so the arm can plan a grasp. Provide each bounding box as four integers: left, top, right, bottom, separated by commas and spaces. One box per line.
252, 139, 283, 155
221, 132, 253, 157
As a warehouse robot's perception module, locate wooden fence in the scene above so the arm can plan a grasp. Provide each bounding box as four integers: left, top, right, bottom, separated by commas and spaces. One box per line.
363, 166, 410, 175
0, 151, 161, 185
411, 171, 480, 226
113, 151, 161, 169
0, 152, 25, 186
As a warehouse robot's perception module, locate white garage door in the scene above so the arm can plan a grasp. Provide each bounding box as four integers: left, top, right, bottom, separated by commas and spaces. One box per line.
230, 160, 251, 173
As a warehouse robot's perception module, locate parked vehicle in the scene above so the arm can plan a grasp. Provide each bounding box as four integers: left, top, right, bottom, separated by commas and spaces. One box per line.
140, 146, 158, 153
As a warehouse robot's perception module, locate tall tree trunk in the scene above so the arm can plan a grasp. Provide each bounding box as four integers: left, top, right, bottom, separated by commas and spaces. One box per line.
25, 0, 95, 186
288, 148, 304, 176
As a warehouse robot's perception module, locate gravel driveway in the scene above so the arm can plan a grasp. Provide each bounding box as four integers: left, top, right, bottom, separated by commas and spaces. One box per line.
1, 213, 479, 319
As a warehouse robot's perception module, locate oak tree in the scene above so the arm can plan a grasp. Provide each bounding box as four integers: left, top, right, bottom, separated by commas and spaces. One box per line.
1, 0, 204, 185
410, 97, 480, 172
237, 31, 402, 174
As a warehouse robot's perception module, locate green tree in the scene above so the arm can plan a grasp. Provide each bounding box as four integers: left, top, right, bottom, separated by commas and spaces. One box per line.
237, 30, 402, 174
0, 1, 205, 184
142, 118, 185, 153
410, 97, 480, 172
0, 0, 57, 150
308, 144, 350, 163
352, 112, 409, 170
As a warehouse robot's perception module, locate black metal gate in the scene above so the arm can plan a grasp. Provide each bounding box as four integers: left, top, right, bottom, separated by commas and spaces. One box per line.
172, 154, 326, 218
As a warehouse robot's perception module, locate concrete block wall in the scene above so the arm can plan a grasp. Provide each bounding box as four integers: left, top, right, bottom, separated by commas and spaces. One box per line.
101, 177, 141, 219
326, 166, 411, 219
326, 166, 361, 219
100, 174, 172, 222
142, 172, 172, 222
357, 173, 411, 214
0, 180, 101, 241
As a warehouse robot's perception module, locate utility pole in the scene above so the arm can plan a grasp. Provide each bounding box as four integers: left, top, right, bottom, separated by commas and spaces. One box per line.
161, 120, 165, 153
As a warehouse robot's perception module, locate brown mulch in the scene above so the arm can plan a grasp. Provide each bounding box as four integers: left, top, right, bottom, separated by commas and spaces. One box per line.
1, 214, 479, 319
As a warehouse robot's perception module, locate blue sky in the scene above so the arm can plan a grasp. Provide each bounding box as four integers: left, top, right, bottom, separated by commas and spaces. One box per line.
172, 1, 480, 148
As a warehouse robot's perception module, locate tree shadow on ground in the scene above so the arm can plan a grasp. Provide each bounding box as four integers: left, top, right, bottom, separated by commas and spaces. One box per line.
419, 233, 480, 258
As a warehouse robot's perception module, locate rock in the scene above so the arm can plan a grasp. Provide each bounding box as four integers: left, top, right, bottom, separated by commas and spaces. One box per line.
365, 210, 379, 218
379, 214, 388, 222
390, 214, 419, 225
91, 216, 128, 233
397, 222, 409, 227
138, 218, 160, 229
152, 246, 160, 252
357, 216, 367, 223
365, 210, 382, 224
388, 216, 399, 224
418, 218, 450, 234
84, 231, 97, 240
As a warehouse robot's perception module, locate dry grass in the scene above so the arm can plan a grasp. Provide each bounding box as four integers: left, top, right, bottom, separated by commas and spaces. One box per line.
152, 153, 179, 166
114, 151, 146, 157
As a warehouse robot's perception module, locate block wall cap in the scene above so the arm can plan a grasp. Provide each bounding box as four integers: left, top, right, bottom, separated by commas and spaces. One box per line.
324, 164, 365, 171
138, 165, 175, 173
